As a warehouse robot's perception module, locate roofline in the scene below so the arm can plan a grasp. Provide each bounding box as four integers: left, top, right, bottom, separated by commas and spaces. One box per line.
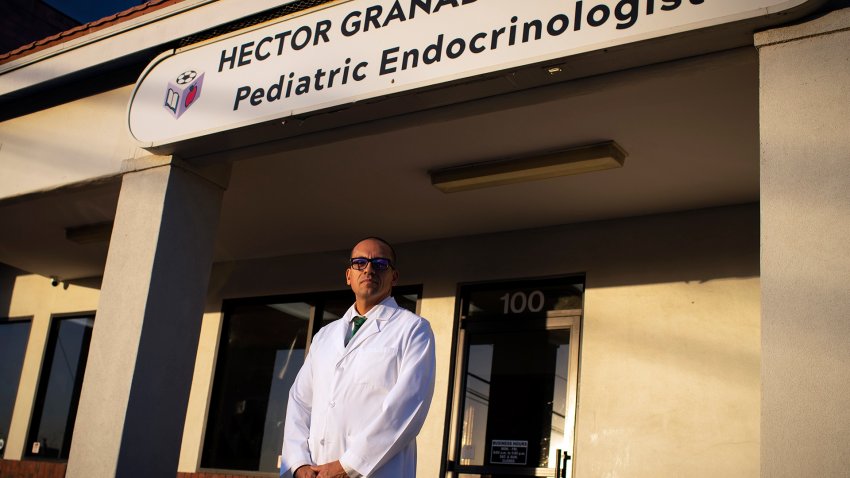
0, 0, 307, 98
0, 0, 188, 66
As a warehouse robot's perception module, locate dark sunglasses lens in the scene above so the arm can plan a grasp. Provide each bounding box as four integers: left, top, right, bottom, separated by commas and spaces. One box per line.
350, 258, 391, 271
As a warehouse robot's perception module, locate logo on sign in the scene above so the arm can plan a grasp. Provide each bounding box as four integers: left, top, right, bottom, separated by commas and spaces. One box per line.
164, 70, 205, 119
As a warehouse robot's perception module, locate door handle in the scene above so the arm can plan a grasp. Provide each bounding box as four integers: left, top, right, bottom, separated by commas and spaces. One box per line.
556, 448, 571, 478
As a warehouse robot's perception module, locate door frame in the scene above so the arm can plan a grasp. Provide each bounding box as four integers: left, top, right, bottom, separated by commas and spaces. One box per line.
442, 276, 583, 478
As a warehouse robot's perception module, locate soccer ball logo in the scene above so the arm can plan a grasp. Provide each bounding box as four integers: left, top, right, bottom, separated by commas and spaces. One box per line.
164, 69, 204, 119
176, 70, 197, 85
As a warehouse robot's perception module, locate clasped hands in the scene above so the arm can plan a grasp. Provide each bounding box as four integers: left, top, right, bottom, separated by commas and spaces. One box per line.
295, 461, 349, 478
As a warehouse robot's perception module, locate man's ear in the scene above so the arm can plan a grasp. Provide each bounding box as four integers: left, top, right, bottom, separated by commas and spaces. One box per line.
391, 269, 399, 286
345, 268, 351, 285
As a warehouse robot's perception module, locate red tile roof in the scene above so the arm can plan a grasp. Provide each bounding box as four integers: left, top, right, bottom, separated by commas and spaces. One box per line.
0, 0, 187, 66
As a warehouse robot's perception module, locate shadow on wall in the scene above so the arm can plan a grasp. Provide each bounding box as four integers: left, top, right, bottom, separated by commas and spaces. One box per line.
64, 276, 104, 290
0, 262, 26, 318
207, 203, 761, 303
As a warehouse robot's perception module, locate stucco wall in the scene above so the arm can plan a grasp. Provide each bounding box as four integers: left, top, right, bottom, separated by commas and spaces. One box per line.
0, 266, 100, 461
180, 204, 760, 477
0, 85, 142, 200
2, 203, 760, 477
757, 8, 850, 478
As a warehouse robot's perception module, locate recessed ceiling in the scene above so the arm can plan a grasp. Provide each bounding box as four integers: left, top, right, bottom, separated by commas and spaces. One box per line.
0, 47, 759, 280
214, 47, 758, 261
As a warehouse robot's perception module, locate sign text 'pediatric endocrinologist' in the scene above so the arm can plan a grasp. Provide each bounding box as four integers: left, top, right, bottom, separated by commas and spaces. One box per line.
224, 0, 706, 111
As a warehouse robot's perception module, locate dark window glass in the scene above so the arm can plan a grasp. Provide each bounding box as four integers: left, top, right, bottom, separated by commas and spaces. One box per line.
458, 329, 571, 469
203, 300, 316, 472
463, 279, 583, 318
315, 292, 353, 334
0, 319, 32, 458
26, 315, 94, 460
451, 277, 583, 478
202, 287, 421, 473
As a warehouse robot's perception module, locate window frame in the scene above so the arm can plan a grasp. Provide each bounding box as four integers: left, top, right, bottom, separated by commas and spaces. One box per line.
443, 275, 584, 478
24, 312, 95, 462
0, 316, 33, 459
200, 285, 423, 475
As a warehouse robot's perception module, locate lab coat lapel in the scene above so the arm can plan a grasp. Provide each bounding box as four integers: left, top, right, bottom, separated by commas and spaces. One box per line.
337, 317, 381, 366
336, 297, 396, 365
328, 319, 348, 357
350, 317, 381, 346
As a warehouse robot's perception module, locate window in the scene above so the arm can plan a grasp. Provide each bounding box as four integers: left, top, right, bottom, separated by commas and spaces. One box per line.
447, 277, 583, 478
0, 318, 32, 458
26, 315, 94, 460
202, 287, 421, 473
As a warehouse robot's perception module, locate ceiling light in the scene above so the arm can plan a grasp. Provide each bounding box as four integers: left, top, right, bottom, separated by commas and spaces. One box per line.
430, 141, 627, 193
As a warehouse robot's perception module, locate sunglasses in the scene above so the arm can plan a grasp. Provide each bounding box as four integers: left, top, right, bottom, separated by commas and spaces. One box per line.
349, 257, 393, 271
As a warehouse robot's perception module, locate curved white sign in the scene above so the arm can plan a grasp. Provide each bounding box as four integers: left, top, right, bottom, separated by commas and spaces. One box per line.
128, 0, 813, 147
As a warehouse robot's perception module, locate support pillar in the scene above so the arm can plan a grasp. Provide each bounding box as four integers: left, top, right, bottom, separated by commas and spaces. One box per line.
65, 158, 227, 477
757, 8, 850, 478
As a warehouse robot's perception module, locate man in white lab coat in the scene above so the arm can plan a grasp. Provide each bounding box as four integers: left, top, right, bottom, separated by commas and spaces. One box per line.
281, 237, 436, 478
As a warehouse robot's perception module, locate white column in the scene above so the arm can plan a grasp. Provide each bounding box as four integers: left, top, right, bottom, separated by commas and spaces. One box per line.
65, 158, 227, 477
757, 8, 850, 478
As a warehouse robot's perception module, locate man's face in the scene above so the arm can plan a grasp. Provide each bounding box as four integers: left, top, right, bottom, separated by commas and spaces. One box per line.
346, 238, 398, 309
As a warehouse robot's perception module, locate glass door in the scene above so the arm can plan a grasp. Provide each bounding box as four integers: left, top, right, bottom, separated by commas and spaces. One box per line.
449, 278, 583, 478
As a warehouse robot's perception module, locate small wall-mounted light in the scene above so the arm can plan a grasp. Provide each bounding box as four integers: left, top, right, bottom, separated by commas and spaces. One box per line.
430, 141, 627, 193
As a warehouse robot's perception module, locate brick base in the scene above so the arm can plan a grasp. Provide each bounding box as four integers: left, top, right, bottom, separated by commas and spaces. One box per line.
0, 460, 67, 478
0, 461, 261, 478
177, 473, 263, 478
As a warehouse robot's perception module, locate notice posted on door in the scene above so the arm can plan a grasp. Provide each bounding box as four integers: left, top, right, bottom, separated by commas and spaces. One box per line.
490, 439, 528, 465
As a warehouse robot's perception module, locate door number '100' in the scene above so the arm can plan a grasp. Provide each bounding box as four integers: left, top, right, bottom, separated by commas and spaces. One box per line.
500, 291, 545, 314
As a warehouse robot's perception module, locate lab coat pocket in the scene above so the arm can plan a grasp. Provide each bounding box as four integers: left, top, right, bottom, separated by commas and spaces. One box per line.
352, 346, 399, 390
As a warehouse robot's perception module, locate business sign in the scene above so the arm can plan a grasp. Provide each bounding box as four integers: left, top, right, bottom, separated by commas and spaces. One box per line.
491, 439, 528, 465
128, 0, 813, 147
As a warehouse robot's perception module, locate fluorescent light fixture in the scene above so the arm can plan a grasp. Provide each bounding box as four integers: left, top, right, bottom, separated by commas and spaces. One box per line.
430, 141, 627, 193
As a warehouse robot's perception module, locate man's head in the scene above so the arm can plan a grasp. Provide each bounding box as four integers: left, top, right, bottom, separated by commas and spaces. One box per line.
346, 237, 399, 313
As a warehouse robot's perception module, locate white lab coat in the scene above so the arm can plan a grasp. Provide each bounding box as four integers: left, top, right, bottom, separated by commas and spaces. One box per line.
281, 296, 436, 478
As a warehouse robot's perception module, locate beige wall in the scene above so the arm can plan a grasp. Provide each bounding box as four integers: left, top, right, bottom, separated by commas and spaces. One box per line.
0, 86, 143, 201
0, 267, 100, 460
757, 8, 850, 478
580, 279, 759, 477
178, 204, 760, 477
3, 204, 760, 476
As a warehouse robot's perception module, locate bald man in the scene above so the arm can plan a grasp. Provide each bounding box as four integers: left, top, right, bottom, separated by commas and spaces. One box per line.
281, 237, 436, 478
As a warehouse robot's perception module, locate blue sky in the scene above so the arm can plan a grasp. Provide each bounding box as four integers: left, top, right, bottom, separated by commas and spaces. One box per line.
44, 0, 147, 24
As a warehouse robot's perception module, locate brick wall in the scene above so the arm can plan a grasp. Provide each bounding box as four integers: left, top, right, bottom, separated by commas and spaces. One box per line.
0, 461, 264, 478
0, 460, 66, 478
177, 473, 261, 478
